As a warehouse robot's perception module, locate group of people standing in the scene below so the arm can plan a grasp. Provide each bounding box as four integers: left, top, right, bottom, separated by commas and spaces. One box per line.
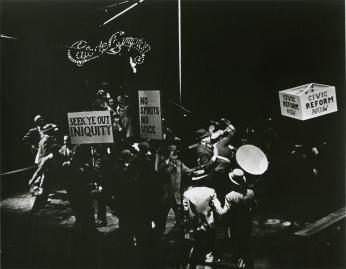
22, 87, 259, 268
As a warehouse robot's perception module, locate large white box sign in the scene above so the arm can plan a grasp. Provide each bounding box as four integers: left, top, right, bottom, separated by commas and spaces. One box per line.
68, 110, 114, 144
138, 90, 162, 140
279, 83, 337, 120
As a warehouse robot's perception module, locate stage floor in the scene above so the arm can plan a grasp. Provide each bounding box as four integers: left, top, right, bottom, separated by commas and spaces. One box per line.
1, 188, 343, 268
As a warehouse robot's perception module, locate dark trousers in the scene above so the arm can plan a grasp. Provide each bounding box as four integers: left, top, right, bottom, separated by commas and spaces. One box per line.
189, 228, 216, 265
229, 221, 253, 267
31, 191, 49, 212
157, 198, 181, 236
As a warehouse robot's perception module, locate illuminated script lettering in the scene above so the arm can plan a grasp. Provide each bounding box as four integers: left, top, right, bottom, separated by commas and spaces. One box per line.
67, 31, 151, 66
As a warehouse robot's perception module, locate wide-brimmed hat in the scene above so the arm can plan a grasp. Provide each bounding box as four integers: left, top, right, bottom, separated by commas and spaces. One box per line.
228, 168, 246, 186
195, 129, 210, 140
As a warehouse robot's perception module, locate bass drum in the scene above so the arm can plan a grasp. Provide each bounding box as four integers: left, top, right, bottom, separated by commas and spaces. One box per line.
235, 144, 269, 175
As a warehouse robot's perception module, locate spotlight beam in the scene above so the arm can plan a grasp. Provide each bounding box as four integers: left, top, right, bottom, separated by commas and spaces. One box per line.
102, 0, 144, 26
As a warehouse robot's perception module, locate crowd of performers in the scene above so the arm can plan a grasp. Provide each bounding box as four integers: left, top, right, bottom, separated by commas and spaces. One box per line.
22, 87, 328, 268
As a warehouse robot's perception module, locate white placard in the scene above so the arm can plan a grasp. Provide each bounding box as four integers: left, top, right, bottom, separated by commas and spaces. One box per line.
68, 110, 114, 144
279, 83, 337, 120
138, 90, 162, 140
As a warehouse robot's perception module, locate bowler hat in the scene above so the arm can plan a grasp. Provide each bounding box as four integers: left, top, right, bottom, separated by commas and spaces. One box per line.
117, 95, 128, 105
119, 149, 132, 162
138, 141, 150, 153
195, 129, 210, 140
167, 144, 177, 152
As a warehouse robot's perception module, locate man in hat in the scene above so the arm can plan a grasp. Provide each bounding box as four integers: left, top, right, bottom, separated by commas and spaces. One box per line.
29, 135, 62, 212
211, 124, 237, 201
195, 129, 213, 166
92, 89, 109, 110
212, 168, 256, 268
23, 115, 45, 157
23, 115, 58, 165
156, 144, 197, 237
194, 129, 216, 182
116, 94, 134, 140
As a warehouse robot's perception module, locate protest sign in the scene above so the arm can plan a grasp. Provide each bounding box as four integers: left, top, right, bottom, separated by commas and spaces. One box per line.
68, 110, 114, 144
138, 90, 162, 140
279, 83, 337, 120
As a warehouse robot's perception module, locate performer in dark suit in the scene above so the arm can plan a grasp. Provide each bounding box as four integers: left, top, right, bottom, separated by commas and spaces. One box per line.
213, 168, 256, 268
127, 141, 159, 266
212, 124, 237, 202
193, 129, 216, 187
195, 129, 214, 169
157, 144, 196, 237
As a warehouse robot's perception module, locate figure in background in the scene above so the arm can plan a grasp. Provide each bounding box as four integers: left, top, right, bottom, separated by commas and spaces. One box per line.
156, 144, 197, 238
91, 144, 113, 227
114, 149, 136, 262
240, 126, 256, 145
23, 115, 58, 165
116, 94, 134, 141
92, 89, 109, 111
59, 135, 74, 161
64, 145, 98, 268
213, 168, 256, 268
127, 141, 159, 266
257, 116, 279, 160
64, 145, 96, 232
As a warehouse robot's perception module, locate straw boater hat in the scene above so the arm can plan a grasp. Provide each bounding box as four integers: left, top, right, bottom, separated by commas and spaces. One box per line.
228, 168, 247, 186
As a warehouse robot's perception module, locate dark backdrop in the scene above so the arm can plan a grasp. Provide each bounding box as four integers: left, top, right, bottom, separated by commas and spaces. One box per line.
1, 0, 345, 184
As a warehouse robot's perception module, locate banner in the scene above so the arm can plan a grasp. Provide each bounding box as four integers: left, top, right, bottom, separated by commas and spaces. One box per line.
279, 83, 337, 120
138, 90, 162, 140
68, 111, 114, 144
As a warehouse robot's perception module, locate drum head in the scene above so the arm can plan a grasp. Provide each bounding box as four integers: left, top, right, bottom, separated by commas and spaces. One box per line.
236, 144, 268, 175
